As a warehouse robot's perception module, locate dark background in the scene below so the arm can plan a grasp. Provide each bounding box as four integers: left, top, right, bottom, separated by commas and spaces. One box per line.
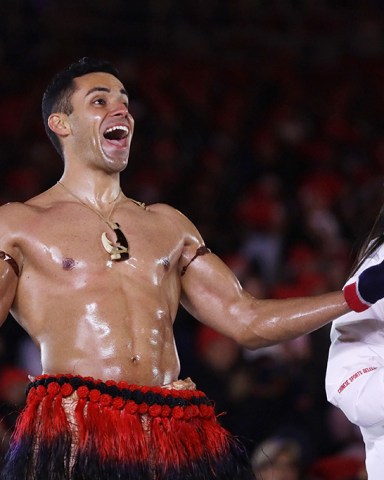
0, 1, 383, 477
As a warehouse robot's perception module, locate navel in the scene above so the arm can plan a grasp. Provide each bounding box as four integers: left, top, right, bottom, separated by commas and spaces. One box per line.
131, 354, 140, 365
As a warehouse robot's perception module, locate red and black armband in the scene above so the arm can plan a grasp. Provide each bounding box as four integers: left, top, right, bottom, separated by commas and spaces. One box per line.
181, 246, 211, 276
0, 251, 20, 277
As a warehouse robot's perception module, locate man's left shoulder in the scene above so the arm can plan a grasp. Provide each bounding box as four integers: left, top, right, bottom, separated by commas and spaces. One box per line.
148, 204, 201, 244
147, 203, 190, 224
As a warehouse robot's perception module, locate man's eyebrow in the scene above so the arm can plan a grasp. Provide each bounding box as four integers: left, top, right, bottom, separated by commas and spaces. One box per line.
85, 87, 128, 98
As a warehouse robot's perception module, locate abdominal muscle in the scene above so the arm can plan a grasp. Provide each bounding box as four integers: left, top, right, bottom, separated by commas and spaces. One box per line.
14, 274, 182, 387
38, 308, 181, 386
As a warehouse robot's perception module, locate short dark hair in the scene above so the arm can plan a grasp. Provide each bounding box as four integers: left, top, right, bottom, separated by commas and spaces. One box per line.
42, 57, 120, 158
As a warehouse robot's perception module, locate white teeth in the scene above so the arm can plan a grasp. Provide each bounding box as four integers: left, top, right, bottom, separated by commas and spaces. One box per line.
105, 125, 128, 134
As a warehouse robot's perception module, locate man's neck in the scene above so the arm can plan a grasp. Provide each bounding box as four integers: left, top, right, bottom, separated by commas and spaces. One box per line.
58, 171, 122, 207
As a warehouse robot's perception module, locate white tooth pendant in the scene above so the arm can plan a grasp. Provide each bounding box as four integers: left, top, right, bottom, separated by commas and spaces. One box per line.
56, 181, 130, 261
101, 222, 129, 261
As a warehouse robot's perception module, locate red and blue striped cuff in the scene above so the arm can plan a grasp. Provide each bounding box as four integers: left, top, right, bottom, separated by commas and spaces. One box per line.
343, 281, 371, 312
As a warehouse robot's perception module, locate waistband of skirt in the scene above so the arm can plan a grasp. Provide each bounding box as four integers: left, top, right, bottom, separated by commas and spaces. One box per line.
26, 374, 213, 410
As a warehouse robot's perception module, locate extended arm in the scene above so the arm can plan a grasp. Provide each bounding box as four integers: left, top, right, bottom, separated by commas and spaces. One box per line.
180, 250, 348, 349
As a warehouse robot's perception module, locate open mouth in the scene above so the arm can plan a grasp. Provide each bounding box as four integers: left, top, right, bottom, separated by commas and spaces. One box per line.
103, 125, 129, 147
100, 124, 133, 157
103, 125, 129, 149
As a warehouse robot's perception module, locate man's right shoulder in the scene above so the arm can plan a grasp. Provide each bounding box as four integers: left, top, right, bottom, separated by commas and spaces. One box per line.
0, 201, 38, 223
0, 202, 39, 266
0, 201, 47, 242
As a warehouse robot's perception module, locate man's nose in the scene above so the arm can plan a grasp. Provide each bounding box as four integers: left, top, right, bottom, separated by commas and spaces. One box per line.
111, 103, 128, 117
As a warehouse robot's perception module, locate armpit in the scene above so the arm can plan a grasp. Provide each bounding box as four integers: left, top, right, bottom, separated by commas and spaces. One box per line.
181, 246, 211, 276
0, 251, 20, 277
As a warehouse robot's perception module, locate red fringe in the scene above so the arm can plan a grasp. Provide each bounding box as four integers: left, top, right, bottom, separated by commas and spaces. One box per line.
13, 387, 40, 441
40, 386, 55, 442
150, 415, 207, 469
200, 417, 231, 455
119, 400, 148, 462
84, 391, 115, 461
12, 375, 238, 470
108, 398, 125, 461
74, 392, 87, 448
53, 393, 68, 435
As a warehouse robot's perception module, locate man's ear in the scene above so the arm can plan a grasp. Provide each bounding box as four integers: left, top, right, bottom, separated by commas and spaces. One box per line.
47, 113, 70, 138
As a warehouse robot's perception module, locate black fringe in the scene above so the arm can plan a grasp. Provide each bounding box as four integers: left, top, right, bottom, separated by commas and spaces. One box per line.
1, 435, 254, 479
1, 375, 255, 479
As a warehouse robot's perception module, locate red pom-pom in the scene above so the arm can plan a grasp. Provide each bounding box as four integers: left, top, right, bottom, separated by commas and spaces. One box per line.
117, 381, 129, 390
148, 404, 162, 417
125, 400, 138, 414
61, 383, 74, 397
77, 386, 89, 399
190, 405, 199, 417
161, 405, 171, 417
47, 382, 60, 395
200, 404, 214, 418
100, 393, 112, 407
89, 389, 101, 402
113, 396, 125, 410
172, 406, 184, 419
179, 390, 193, 400
138, 402, 148, 414
184, 406, 194, 420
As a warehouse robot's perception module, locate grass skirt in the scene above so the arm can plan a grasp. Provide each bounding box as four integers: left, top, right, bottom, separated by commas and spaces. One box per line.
1, 374, 254, 479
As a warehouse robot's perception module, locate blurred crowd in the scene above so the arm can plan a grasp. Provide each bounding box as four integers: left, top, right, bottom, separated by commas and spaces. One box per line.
1, 0, 384, 478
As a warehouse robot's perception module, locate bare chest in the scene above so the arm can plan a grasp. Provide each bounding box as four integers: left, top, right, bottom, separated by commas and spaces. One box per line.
17, 204, 184, 282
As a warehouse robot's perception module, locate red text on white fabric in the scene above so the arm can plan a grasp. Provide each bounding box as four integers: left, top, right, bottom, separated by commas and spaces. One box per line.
337, 367, 377, 394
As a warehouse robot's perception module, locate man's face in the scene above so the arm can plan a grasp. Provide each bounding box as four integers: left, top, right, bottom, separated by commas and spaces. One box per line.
66, 71, 134, 171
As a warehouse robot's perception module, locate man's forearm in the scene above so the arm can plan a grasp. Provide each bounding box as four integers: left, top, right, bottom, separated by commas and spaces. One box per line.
235, 291, 349, 350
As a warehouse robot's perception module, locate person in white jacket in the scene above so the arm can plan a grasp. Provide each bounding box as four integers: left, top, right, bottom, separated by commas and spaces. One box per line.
326, 230, 384, 479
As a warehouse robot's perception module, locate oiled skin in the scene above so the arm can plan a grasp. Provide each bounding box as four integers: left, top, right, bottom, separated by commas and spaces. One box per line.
0, 72, 350, 386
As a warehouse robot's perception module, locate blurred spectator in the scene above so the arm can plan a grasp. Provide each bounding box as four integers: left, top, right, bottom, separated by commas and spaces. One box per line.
251, 436, 305, 480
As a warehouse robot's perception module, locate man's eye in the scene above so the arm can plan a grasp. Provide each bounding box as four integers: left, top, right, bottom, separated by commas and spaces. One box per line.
94, 98, 106, 105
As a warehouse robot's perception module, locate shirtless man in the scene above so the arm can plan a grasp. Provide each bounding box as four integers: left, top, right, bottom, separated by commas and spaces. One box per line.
0, 57, 381, 480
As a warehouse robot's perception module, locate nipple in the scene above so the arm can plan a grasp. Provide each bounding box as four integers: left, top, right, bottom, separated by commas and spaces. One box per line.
62, 257, 75, 270
161, 257, 170, 271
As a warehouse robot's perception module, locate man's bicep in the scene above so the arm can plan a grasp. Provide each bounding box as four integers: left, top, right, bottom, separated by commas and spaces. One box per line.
0, 253, 19, 326
180, 251, 247, 339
